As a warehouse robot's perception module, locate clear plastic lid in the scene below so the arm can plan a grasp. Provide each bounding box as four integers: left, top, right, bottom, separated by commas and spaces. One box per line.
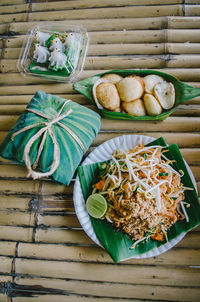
18, 23, 89, 82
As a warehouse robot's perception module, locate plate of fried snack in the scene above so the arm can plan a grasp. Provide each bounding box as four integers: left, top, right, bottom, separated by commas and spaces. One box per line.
73, 69, 200, 120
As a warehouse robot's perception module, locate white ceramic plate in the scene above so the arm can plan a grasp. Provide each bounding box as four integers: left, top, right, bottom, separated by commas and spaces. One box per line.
73, 135, 197, 259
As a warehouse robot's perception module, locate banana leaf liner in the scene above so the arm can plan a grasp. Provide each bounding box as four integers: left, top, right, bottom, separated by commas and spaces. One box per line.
0, 91, 101, 186
78, 137, 200, 262
73, 69, 200, 120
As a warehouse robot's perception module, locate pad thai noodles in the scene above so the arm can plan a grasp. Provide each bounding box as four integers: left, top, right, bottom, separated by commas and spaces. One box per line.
92, 144, 192, 248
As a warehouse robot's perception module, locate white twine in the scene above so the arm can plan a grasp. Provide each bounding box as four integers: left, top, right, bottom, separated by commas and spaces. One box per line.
11, 100, 85, 180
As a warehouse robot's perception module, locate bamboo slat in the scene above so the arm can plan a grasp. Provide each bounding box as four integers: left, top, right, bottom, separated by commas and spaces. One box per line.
35, 228, 93, 245
13, 297, 142, 302
0, 241, 16, 256
28, 6, 183, 22
0, 294, 10, 302
185, 4, 200, 15
0, 13, 27, 25
0, 83, 74, 94
40, 182, 73, 196
167, 42, 200, 53
0, 164, 28, 178
186, 0, 200, 3
7, 18, 165, 34
168, 16, 200, 28
0, 4, 29, 14
0, 211, 35, 227
14, 277, 200, 302
17, 240, 200, 265
0, 195, 32, 211
6, 16, 200, 36
0, 256, 12, 274
0, 225, 33, 242
167, 29, 200, 42
37, 214, 81, 228
0, 0, 26, 5
14, 258, 200, 286
0, 180, 40, 195
100, 117, 200, 132
39, 199, 74, 212
165, 54, 200, 67
0, 95, 88, 105
0, 24, 7, 35
31, 0, 184, 12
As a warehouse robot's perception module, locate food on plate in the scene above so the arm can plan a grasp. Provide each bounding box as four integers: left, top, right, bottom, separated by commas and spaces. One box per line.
91, 144, 191, 247
143, 74, 164, 94
154, 81, 175, 109
116, 76, 145, 102
92, 73, 176, 117
102, 73, 123, 84
143, 94, 163, 116
93, 78, 120, 111
122, 99, 146, 116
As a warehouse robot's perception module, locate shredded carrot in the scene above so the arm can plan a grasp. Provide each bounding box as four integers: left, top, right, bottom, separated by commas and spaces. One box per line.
151, 233, 164, 241
95, 179, 105, 190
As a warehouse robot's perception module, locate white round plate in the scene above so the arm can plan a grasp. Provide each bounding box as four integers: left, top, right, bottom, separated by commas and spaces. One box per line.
73, 135, 197, 259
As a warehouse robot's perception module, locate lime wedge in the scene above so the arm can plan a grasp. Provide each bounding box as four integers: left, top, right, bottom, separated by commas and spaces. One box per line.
86, 193, 107, 218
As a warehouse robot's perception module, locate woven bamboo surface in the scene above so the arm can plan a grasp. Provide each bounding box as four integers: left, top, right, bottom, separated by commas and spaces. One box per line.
0, 0, 200, 301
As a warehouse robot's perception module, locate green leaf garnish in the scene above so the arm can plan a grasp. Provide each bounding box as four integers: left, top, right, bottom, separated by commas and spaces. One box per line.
159, 172, 168, 176
143, 153, 147, 160
132, 185, 139, 194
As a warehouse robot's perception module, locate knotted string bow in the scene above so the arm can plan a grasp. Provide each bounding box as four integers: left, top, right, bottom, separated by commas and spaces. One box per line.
11, 100, 85, 180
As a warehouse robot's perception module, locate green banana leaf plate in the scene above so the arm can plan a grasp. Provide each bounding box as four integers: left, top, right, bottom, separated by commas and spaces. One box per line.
73, 69, 200, 120
74, 135, 200, 262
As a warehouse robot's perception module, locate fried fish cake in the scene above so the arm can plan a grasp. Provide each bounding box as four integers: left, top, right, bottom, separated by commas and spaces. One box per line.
93, 80, 120, 111
102, 73, 123, 84
122, 99, 146, 116
154, 81, 175, 109
143, 74, 164, 94
143, 94, 163, 116
116, 76, 144, 102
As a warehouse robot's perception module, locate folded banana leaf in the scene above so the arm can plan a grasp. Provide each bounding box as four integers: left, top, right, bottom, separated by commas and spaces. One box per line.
78, 137, 200, 262
0, 91, 101, 185
73, 69, 200, 120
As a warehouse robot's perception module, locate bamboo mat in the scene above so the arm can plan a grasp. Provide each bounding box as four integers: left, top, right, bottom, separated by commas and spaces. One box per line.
0, 0, 200, 301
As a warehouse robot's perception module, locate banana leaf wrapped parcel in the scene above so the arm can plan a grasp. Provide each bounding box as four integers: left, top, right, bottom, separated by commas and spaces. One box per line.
0, 91, 101, 185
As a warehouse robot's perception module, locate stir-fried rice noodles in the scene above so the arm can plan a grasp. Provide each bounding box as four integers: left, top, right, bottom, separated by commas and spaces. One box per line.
92, 144, 192, 248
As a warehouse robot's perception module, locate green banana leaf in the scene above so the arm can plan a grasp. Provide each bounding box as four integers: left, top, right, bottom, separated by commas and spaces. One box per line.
73, 69, 200, 120
0, 91, 101, 186
78, 137, 200, 262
